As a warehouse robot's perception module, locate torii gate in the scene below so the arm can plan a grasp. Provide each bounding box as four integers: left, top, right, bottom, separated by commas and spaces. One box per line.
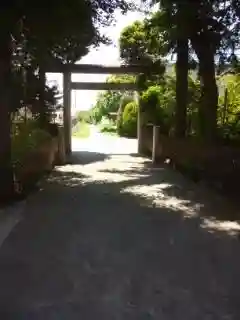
47, 63, 150, 156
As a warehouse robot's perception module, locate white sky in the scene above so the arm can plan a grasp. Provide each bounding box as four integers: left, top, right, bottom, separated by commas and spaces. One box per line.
46, 7, 150, 114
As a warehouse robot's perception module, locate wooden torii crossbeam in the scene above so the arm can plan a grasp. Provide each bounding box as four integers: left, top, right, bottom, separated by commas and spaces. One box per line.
46, 63, 149, 74
71, 82, 137, 91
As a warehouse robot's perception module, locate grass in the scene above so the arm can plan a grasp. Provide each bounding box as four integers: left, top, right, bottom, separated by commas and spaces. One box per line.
72, 122, 90, 138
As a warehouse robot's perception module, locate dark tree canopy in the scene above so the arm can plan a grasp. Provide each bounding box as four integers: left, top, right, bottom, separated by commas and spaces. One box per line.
0, 0, 136, 200
120, 0, 240, 140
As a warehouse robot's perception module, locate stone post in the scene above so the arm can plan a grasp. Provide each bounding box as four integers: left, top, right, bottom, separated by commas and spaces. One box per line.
152, 125, 160, 164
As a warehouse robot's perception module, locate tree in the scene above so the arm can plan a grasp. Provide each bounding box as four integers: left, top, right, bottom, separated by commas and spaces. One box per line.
91, 91, 123, 123
120, 21, 156, 65
0, 0, 134, 201
91, 74, 136, 123
123, 0, 240, 141
163, 0, 240, 141
119, 8, 189, 137
0, 29, 14, 201
120, 101, 138, 137
151, 1, 189, 137
119, 16, 168, 68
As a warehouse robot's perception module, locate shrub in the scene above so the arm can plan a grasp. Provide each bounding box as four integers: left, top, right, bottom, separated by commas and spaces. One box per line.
217, 74, 240, 142
116, 95, 134, 134
141, 84, 173, 134
140, 76, 202, 136
91, 91, 122, 123
187, 77, 201, 136
11, 125, 51, 167
119, 101, 138, 137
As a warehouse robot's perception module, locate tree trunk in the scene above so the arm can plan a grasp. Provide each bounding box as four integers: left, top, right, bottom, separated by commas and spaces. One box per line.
191, 36, 218, 142
174, 0, 189, 138
0, 33, 14, 202
199, 51, 218, 142
175, 38, 188, 137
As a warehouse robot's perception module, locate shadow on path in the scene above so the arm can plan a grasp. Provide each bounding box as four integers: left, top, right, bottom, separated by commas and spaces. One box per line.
68, 151, 108, 165
0, 151, 239, 319
68, 151, 145, 166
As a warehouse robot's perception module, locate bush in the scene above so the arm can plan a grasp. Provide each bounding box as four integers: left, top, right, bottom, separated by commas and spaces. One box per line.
187, 77, 201, 136
141, 84, 173, 134
118, 101, 138, 137
217, 74, 240, 142
140, 76, 202, 136
91, 91, 122, 124
11, 125, 52, 167
116, 95, 134, 134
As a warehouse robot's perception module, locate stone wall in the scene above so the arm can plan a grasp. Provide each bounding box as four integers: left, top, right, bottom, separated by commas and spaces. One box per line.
141, 124, 240, 187
141, 125, 153, 156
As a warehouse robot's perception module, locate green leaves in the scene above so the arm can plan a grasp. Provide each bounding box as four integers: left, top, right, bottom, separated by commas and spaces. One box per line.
120, 101, 138, 137
91, 91, 122, 123
119, 14, 169, 66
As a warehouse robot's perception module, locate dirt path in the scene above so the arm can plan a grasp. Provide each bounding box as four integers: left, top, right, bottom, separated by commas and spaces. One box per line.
0, 135, 239, 319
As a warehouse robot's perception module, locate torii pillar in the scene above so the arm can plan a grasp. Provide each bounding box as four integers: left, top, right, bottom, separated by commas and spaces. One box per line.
63, 71, 72, 156
135, 90, 144, 154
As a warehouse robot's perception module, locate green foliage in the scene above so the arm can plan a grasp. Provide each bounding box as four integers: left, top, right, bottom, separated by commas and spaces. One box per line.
118, 101, 138, 138
91, 74, 135, 124
186, 77, 201, 136
120, 20, 151, 64
119, 17, 166, 88
141, 80, 175, 134
8, 1, 135, 122
11, 121, 51, 166
9, 0, 135, 68
117, 94, 134, 117
91, 91, 122, 123
140, 75, 203, 136
119, 1, 240, 141
0, 0, 136, 197
119, 17, 167, 65
107, 74, 136, 84
217, 74, 240, 140
116, 94, 134, 133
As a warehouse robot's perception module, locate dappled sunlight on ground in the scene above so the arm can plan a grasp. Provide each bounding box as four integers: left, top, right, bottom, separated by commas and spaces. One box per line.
201, 218, 240, 236
1, 133, 240, 318
121, 183, 197, 217
56, 154, 151, 183
52, 149, 240, 237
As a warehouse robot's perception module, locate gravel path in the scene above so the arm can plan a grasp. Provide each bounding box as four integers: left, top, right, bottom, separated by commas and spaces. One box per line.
0, 132, 239, 319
